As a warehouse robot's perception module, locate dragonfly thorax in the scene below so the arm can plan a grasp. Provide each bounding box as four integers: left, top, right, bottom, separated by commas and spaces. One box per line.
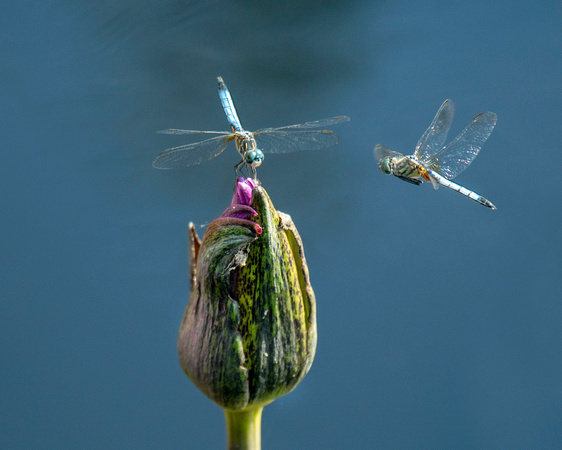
234, 133, 264, 168
235, 132, 257, 153
391, 156, 424, 178
379, 155, 414, 175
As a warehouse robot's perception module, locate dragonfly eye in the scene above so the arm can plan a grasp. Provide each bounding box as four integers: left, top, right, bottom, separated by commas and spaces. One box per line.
379, 157, 392, 175
245, 149, 264, 168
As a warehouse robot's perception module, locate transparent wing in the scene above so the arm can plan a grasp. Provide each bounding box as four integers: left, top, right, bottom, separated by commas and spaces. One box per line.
256, 115, 350, 132
250, 116, 349, 154
157, 129, 231, 136
426, 112, 497, 180
152, 135, 234, 169
374, 144, 405, 162
414, 99, 455, 163
252, 130, 339, 153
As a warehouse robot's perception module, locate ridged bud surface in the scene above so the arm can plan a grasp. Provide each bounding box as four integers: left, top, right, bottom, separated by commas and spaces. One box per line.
178, 178, 317, 411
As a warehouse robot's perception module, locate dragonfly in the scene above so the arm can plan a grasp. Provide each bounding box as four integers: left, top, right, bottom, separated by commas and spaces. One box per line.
374, 99, 497, 209
153, 77, 350, 177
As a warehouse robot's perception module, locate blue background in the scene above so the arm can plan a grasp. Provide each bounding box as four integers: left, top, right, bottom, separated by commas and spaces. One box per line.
2, 1, 560, 448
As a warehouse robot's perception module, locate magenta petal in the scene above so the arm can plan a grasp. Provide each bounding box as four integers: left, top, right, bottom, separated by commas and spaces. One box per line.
220, 204, 258, 220
231, 177, 258, 207
212, 178, 262, 234
209, 217, 262, 235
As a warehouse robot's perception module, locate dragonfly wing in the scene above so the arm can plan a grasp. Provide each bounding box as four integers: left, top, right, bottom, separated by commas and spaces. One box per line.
152, 135, 233, 168
256, 116, 350, 132
374, 144, 405, 162
414, 99, 455, 163
427, 112, 497, 180
157, 129, 231, 135
253, 129, 341, 154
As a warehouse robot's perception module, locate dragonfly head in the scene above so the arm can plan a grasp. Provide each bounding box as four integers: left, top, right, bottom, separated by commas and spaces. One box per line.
245, 149, 264, 168
378, 156, 392, 175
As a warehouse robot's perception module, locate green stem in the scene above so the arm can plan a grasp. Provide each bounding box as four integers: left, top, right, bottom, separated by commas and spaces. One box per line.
224, 407, 263, 450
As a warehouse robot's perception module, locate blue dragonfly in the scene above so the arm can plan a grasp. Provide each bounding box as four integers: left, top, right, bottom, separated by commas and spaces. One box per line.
374, 99, 497, 209
153, 77, 350, 176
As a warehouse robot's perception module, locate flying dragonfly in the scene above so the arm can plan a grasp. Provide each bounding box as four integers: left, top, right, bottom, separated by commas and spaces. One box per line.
374, 99, 497, 209
153, 77, 350, 177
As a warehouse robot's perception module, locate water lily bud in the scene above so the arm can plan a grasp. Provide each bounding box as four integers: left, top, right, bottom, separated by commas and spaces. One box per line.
178, 178, 317, 411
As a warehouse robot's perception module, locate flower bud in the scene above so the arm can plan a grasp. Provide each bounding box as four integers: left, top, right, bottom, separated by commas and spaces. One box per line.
178, 178, 317, 411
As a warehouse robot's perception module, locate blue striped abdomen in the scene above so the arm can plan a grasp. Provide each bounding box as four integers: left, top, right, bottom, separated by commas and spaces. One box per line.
429, 170, 496, 209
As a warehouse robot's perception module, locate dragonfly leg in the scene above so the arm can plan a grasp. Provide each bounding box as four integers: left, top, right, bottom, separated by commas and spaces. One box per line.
396, 175, 423, 186
420, 169, 439, 190
234, 160, 244, 178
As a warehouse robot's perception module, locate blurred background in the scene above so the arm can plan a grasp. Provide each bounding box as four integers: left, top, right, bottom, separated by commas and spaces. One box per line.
1, 0, 560, 448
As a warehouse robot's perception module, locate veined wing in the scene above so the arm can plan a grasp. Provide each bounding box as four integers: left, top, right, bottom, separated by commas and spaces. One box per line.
250, 116, 350, 154
256, 116, 350, 132
426, 112, 497, 180
374, 144, 405, 162
157, 129, 232, 136
414, 99, 455, 163
252, 130, 338, 153
152, 134, 234, 169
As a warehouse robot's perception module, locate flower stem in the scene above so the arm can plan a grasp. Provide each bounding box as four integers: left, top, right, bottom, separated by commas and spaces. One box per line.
224, 407, 263, 450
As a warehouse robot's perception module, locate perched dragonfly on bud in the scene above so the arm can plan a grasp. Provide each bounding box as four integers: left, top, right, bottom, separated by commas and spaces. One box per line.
374, 99, 497, 209
153, 77, 349, 177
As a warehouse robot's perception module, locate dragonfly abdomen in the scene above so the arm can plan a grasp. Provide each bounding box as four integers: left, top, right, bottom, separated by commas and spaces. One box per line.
430, 171, 496, 209
218, 77, 243, 132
